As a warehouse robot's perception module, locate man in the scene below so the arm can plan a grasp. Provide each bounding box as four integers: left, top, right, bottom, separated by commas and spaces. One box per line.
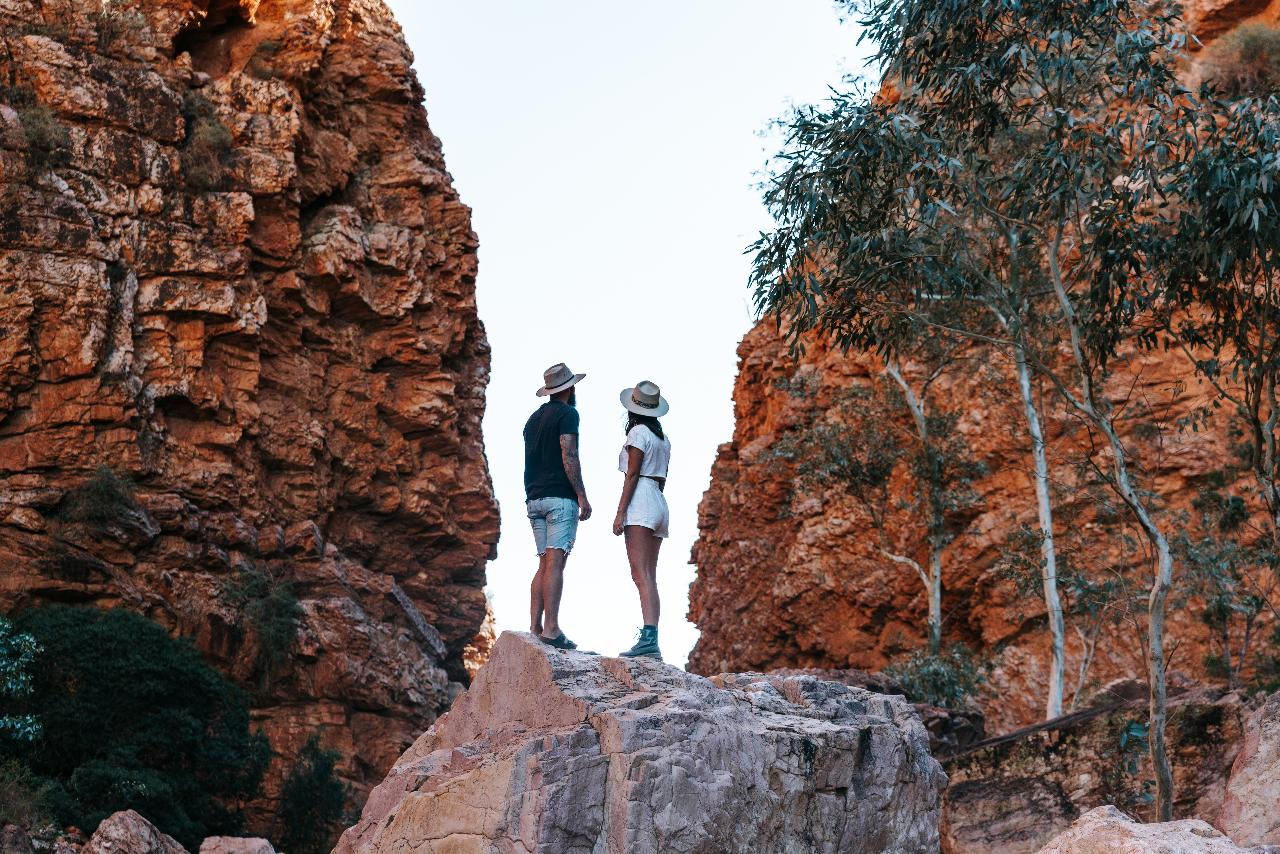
525, 362, 592, 650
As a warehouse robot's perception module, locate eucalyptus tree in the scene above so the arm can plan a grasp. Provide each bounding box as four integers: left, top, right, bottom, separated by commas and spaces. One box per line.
772, 322, 983, 655
750, 0, 1200, 817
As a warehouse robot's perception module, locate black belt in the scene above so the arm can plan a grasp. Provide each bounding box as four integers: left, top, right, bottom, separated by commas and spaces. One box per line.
641, 474, 665, 492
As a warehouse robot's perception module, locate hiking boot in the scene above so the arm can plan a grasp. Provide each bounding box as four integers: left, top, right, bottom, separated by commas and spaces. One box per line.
540, 632, 578, 650
620, 626, 662, 660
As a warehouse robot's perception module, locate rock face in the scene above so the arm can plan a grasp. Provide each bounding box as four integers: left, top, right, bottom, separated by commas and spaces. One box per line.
940, 687, 1253, 853
335, 631, 947, 854
688, 322, 1234, 733
1035, 805, 1253, 854
0, 0, 497, 826
198, 839, 277, 854
1218, 691, 1280, 846
82, 810, 187, 854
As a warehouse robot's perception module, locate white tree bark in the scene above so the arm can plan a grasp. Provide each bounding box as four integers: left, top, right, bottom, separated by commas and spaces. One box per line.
1014, 342, 1066, 720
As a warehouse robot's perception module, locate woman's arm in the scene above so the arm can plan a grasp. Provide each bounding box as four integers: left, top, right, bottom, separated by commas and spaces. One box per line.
613, 446, 644, 536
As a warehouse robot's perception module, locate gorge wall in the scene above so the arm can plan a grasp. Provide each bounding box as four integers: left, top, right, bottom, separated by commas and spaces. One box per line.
0, 0, 497, 825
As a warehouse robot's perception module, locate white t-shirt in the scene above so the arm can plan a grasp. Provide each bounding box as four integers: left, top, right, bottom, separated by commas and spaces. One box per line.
618, 425, 671, 478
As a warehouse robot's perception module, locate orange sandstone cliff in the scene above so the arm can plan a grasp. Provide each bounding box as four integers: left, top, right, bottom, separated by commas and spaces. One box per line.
0, 0, 497, 823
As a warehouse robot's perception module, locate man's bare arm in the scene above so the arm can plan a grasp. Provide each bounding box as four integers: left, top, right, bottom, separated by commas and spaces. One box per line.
560, 434, 592, 520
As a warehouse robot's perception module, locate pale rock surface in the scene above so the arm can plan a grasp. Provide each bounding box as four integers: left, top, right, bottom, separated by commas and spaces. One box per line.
1218, 691, 1280, 846
1036, 806, 1256, 853
333, 631, 946, 854
81, 810, 187, 854
197, 838, 276, 854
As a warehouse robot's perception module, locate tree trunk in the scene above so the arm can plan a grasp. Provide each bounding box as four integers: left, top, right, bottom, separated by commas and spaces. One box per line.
1148, 537, 1175, 821
929, 547, 943, 654
1015, 343, 1065, 719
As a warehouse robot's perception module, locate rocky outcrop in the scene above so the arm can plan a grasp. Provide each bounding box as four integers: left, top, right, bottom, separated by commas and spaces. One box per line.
1218, 690, 1280, 846
335, 631, 947, 854
0, 0, 497, 828
82, 811, 187, 854
1034, 805, 1256, 854
940, 687, 1256, 854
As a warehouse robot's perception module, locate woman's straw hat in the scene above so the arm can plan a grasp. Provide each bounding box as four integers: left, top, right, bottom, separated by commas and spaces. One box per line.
619, 380, 669, 417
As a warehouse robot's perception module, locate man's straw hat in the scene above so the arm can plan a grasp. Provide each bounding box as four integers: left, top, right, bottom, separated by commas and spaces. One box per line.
536, 362, 586, 396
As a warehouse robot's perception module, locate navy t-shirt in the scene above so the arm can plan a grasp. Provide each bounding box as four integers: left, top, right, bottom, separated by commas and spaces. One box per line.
524, 401, 580, 502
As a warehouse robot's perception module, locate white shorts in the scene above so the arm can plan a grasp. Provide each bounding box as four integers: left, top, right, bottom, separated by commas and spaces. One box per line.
624, 477, 669, 538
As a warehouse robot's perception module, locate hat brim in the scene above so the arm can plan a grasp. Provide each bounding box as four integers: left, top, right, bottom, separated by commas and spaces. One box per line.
536, 373, 586, 396
619, 387, 669, 417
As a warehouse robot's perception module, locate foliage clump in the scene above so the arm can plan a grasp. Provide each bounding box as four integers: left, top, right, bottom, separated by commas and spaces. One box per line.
95, 2, 147, 54
3, 606, 269, 849
0, 758, 51, 829
17, 105, 71, 177
275, 733, 349, 854
181, 92, 233, 192
0, 617, 41, 745
221, 565, 303, 687
58, 466, 138, 529
883, 644, 990, 709
1202, 23, 1280, 98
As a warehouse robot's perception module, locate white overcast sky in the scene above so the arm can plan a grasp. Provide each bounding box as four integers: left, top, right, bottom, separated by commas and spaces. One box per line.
387, 1, 868, 666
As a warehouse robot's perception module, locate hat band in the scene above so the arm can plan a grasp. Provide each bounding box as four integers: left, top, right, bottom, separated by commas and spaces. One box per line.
546, 373, 573, 388
631, 392, 659, 409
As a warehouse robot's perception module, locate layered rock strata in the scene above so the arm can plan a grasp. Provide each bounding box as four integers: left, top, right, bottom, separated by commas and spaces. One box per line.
335, 631, 947, 854
0, 0, 497, 825
940, 687, 1280, 853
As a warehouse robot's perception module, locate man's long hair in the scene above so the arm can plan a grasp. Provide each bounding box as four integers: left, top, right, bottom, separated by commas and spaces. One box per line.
625, 412, 664, 441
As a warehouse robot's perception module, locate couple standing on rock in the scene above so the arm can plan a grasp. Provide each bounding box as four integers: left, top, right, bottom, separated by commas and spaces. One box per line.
523, 362, 670, 660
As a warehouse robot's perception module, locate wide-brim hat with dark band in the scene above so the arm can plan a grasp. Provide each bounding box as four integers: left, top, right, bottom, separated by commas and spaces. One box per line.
620, 380, 669, 417
536, 362, 586, 396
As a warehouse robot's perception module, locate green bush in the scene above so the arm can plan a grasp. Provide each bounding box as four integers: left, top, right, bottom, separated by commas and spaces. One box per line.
275, 734, 348, 854
0, 617, 41, 744
17, 105, 71, 177
58, 466, 137, 529
221, 565, 302, 687
95, 4, 147, 54
883, 644, 990, 709
181, 93, 232, 192
1203, 23, 1280, 98
5, 606, 269, 848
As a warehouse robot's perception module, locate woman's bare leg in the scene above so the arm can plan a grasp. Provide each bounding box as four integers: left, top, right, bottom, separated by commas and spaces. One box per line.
625, 526, 661, 626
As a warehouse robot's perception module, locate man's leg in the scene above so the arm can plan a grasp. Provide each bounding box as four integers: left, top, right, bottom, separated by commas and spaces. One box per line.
539, 547, 568, 638
530, 561, 545, 635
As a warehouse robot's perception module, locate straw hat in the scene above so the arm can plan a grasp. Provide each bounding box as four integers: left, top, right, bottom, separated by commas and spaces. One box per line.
620, 380, 669, 417
536, 362, 586, 396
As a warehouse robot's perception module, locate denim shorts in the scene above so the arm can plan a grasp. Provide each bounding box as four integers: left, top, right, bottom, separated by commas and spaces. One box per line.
527, 496, 578, 556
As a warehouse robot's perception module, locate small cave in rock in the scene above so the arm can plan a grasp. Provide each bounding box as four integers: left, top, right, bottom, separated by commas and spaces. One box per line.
173, 0, 254, 76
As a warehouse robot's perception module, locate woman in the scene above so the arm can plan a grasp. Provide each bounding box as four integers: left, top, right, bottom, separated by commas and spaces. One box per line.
613, 379, 671, 660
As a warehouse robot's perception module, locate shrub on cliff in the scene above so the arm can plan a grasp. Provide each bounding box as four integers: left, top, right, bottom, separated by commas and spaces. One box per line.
220, 564, 303, 688
2, 606, 269, 848
17, 104, 71, 177
1203, 23, 1280, 98
57, 466, 138, 529
181, 92, 233, 192
275, 733, 349, 854
884, 644, 990, 710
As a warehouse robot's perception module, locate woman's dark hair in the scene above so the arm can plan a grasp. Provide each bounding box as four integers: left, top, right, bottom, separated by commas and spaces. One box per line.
626, 412, 664, 441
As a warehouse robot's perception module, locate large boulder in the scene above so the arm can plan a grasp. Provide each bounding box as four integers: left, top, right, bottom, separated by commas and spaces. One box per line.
81, 811, 187, 854
334, 631, 946, 854
1218, 690, 1280, 846
1035, 805, 1253, 853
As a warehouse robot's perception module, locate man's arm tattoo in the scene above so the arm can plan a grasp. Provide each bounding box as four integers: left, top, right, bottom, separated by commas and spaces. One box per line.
560, 434, 587, 498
